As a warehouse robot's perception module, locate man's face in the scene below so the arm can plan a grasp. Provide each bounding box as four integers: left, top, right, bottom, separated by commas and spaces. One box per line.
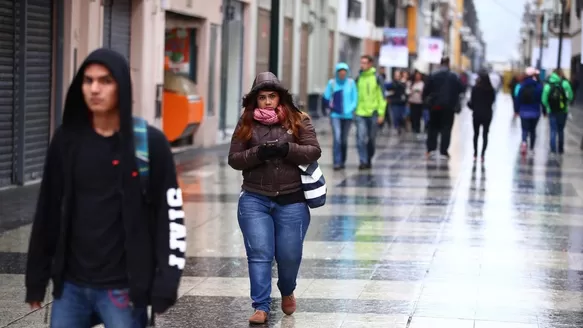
82, 63, 118, 114
257, 90, 280, 109
360, 58, 372, 71
393, 71, 401, 80
337, 69, 347, 79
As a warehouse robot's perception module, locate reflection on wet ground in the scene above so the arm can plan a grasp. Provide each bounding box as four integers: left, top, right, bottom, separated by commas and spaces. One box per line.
2, 95, 583, 327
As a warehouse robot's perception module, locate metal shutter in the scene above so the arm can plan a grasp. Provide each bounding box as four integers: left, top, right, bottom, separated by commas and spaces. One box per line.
256, 9, 270, 75
0, 0, 16, 187
24, 0, 52, 181
103, 0, 131, 60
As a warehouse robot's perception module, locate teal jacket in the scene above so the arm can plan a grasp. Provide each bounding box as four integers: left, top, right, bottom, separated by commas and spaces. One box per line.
323, 62, 358, 120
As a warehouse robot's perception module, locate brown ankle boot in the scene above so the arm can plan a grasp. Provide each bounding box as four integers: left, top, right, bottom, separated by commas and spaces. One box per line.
281, 294, 296, 315
249, 310, 268, 324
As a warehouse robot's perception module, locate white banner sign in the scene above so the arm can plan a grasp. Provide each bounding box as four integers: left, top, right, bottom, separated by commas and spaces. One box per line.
418, 37, 444, 65
379, 28, 409, 68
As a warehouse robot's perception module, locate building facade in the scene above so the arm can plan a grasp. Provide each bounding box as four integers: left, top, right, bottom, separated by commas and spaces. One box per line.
0, 0, 243, 188
0, 0, 343, 189
338, 0, 382, 76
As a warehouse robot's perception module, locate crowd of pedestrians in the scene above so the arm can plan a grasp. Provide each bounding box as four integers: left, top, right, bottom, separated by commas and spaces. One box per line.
322, 56, 468, 166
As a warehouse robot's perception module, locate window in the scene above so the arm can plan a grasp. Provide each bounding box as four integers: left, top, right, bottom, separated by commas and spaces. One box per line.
347, 0, 362, 19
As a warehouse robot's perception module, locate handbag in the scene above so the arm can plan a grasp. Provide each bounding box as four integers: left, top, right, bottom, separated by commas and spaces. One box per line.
298, 162, 327, 208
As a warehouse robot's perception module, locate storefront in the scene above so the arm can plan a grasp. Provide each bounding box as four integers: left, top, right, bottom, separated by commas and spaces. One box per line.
0, 0, 54, 187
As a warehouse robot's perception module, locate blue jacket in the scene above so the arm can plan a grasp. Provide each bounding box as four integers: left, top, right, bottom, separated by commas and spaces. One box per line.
323, 62, 358, 119
514, 77, 544, 119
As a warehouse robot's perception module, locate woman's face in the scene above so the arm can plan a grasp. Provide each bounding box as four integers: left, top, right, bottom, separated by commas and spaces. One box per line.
257, 90, 280, 109
415, 72, 422, 81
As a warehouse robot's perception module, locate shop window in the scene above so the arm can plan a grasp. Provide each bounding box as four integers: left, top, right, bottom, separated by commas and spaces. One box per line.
165, 28, 197, 83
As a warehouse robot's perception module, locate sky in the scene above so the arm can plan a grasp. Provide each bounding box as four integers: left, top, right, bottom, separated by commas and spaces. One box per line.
474, 0, 528, 62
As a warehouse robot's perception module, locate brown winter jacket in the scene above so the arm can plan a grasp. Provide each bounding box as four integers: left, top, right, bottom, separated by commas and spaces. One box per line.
228, 116, 321, 197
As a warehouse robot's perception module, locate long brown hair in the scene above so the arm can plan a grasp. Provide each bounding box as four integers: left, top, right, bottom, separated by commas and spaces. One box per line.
234, 90, 306, 141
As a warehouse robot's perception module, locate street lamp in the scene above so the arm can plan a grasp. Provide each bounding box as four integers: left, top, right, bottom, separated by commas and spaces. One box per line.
556, 0, 566, 69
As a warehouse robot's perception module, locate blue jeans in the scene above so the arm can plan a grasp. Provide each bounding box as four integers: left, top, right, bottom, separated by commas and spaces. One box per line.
330, 117, 352, 166
237, 191, 310, 313
51, 282, 147, 328
391, 104, 407, 129
549, 112, 568, 153
520, 116, 540, 149
355, 113, 378, 165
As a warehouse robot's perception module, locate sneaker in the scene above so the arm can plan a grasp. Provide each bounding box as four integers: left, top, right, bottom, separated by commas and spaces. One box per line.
520, 142, 527, 155
333, 165, 344, 171
249, 310, 268, 324
358, 163, 371, 170
281, 294, 296, 315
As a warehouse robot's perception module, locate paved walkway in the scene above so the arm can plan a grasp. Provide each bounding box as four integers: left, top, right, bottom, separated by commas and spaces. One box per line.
2, 94, 583, 327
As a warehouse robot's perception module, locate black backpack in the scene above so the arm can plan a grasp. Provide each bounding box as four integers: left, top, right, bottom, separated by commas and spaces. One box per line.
547, 82, 566, 113
519, 84, 537, 105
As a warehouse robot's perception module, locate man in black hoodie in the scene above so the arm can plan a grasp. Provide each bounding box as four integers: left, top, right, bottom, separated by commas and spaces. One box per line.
25, 48, 186, 327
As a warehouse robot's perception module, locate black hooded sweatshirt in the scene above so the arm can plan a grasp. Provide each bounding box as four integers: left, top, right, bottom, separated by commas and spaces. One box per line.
25, 48, 186, 313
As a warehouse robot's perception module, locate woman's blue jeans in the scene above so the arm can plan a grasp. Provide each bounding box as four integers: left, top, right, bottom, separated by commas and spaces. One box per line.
237, 191, 310, 313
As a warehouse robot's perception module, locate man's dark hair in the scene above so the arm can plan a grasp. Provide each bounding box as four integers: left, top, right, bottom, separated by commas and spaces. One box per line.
440, 57, 450, 66
361, 55, 374, 63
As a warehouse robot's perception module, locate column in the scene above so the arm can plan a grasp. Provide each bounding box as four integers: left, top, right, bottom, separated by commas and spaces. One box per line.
130, 0, 165, 125
243, 0, 258, 93
291, 0, 302, 94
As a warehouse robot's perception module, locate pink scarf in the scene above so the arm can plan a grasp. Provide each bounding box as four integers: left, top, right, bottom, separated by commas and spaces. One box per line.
253, 106, 283, 125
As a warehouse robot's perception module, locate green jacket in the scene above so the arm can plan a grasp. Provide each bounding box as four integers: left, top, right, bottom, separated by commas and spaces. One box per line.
542, 72, 573, 113
355, 68, 387, 118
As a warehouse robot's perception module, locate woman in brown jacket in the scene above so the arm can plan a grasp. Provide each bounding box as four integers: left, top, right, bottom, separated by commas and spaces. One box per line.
228, 72, 322, 324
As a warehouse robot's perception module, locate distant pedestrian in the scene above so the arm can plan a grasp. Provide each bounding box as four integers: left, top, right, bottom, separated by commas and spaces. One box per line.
468, 70, 496, 161
422, 57, 465, 159
407, 71, 425, 136
354, 55, 387, 169
542, 68, 573, 154
514, 67, 544, 155
323, 62, 358, 170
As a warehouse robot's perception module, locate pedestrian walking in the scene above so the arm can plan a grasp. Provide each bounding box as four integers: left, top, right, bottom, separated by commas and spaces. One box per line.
354, 55, 387, 169
25, 48, 185, 328
514, 67, 544, 155
468, 70, 496, 161
323, 62, 358, 170
541, 68, 573, 154
422, 57, 465, 159
228, 72, 322, 325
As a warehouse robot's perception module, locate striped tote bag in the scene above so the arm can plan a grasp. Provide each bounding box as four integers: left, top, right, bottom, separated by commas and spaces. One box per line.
298, 162, 327, 208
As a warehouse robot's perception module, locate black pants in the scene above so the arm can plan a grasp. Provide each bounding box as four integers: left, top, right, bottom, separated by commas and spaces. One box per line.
409, 103, 424, 133
426, 109, 455, 154
520, 117, 540, 150
473, 117, 492, 157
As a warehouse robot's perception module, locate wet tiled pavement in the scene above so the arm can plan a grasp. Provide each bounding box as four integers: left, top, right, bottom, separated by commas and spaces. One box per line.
2, 95, 583, 327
